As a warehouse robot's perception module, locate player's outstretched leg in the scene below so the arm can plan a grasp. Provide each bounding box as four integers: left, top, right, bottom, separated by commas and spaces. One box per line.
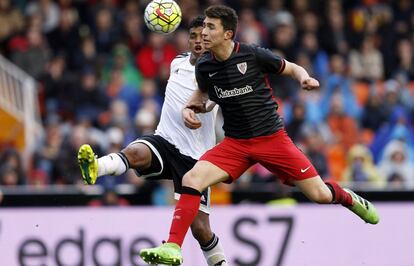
324, 180, 379, 224
78, 144, 98, 185
344, 188, 379, 224
140, 242, 183, 265
299, 179, 380, 225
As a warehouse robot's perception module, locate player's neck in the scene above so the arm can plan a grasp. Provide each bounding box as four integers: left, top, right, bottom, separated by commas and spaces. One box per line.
212, 41, 234, 61
189, 53, 198, 65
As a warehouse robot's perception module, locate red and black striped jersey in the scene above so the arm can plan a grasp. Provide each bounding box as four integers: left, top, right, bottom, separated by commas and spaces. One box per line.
196, 42, 285, 139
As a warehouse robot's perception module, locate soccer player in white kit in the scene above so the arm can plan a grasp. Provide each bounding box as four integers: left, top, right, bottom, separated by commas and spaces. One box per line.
78, 16, 227, 266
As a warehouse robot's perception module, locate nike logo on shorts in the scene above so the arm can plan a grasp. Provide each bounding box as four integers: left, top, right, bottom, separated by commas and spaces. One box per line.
301, 166, 311, 173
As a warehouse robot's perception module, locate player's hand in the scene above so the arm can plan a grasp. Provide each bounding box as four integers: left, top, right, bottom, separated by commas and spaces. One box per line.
186, 102, 208, 113
301, 78, 319, 90
205, 100, 217, 112
182, 107, 202, 129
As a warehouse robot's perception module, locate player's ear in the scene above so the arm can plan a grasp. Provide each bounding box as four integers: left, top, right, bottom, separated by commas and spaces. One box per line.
224, 30, 234, 40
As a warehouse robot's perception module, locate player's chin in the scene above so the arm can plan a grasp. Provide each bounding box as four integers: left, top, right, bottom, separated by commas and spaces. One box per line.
194, 45, 203, 53
193, 49, 204, 57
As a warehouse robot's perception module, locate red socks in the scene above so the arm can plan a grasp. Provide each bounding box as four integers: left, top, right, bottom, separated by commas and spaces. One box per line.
325, 180, 353, 207
168, 189, 201, 246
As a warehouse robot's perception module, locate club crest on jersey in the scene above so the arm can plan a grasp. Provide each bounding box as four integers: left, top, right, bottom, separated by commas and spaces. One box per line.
237, 62, 247, 74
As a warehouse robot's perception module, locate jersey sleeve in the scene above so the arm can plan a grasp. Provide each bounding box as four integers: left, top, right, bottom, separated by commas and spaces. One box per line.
195, 62, 208, 92
170, 58, 179, 75
254, 46, 286, 75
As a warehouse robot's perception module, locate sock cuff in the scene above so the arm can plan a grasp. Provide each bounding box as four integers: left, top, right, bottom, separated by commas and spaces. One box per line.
324, 181, 336, 203
325, 180, 353, 206
181, 186, 202, 196
117, 151, 130, 169
201, 234, 219, 251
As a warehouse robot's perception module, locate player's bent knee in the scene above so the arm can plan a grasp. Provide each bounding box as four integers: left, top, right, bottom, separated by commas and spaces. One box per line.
122, 144, 151, 168
182, 170, 204, 190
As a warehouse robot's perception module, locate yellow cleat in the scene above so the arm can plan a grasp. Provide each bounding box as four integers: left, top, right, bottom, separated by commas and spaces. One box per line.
140, 242, 183, 265
78, 144, 98, 185
344, 189, 379, 224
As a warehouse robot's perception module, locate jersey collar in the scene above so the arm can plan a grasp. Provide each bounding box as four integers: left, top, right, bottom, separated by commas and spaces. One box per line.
210, 42, 240, 62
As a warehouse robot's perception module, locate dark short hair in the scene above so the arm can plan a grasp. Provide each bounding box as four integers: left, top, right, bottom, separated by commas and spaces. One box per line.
204, 5, 238, 39
189, 15, 205, 29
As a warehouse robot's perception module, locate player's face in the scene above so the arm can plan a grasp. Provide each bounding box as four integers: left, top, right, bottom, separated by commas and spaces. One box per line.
188, 26, 205, 57
202, 17, 230, 49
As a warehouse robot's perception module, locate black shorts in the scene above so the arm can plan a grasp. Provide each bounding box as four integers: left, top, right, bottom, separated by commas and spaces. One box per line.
128, 135, 211, 214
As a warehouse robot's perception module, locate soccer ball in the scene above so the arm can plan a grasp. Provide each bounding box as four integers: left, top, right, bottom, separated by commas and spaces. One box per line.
144, 0, 182, 34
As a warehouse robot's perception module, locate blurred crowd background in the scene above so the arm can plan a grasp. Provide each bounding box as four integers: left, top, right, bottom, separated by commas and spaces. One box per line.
0, 0, 413, 206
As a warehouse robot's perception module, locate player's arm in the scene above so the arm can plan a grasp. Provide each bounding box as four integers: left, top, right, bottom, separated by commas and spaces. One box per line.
183, 64, 212, 129
183, 61, 217, 128
185, 88, 210, 113
281, 60, 319, 91
186, 96, 216, 113
183, 89, 215, 129
189, 62, 214, 113
204, 100, 217, 112
254, 46, 319, 90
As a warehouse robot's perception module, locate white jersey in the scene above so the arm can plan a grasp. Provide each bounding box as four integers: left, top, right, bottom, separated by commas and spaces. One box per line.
155, 53, 218, 160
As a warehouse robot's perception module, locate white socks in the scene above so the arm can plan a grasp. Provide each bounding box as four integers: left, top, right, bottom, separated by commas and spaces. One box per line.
97, 153, 128, 176
201, 234, 228, 266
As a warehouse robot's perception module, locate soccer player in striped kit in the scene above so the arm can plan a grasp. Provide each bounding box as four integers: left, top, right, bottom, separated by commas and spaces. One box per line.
140, 5, 379, 265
